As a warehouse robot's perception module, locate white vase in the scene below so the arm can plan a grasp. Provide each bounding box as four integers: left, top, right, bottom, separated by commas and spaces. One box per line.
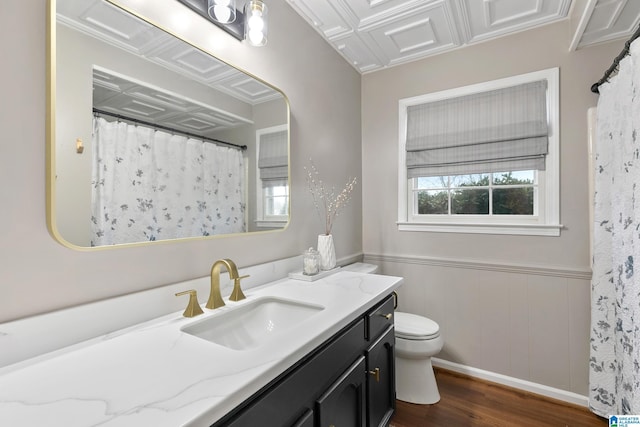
317, 234, 336, 270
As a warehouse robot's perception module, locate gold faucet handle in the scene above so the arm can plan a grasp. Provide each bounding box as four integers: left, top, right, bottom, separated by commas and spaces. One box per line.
229, 275, 250, 302
175, 290, 204, 318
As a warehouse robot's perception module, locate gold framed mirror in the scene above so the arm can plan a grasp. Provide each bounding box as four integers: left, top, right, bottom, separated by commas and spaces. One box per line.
47, 0, 290, 249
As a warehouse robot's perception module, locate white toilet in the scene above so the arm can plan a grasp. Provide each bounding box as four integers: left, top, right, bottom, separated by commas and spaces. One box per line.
341, 263, 444, 404
394, 311, 444, 404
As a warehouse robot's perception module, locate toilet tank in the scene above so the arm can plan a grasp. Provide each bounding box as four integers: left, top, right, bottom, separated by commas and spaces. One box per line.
342, 262, 379, 274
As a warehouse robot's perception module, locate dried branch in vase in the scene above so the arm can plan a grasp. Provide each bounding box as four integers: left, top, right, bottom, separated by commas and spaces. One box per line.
305, 160, 357, 236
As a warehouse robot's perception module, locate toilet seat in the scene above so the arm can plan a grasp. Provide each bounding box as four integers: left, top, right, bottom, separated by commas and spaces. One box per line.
395, 312, 440, 340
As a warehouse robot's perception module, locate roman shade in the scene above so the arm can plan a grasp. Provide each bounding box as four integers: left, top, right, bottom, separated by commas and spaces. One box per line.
258, 129, 288, 183
406, 80, 549, 178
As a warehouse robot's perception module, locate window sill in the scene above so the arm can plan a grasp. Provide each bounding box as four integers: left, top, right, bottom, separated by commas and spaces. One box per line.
397, 221, 562, 236
255, 220, 288, 229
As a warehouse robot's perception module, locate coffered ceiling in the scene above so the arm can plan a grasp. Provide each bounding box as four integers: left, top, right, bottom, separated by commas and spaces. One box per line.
285, 0, 640, 74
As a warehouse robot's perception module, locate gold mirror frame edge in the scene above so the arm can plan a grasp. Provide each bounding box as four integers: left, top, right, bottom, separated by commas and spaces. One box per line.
45, 0, 291, 252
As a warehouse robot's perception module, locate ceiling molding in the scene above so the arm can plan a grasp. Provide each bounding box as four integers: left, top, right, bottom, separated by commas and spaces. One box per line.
286, 0, 639, 74
572, 0, 640, 50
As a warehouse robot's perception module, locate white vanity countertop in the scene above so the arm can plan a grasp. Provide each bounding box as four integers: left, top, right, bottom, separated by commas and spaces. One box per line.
0, 271, 402, 427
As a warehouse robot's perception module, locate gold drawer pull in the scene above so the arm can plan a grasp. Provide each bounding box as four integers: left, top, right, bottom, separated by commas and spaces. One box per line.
368, 367, 380, 382
380, 313, 392, 320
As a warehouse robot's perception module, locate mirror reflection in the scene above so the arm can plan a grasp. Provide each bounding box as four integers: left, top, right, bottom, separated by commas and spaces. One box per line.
52, 0, 289, 247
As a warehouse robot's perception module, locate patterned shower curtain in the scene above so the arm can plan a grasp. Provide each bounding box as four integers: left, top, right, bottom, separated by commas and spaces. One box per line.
91, 117, 245, 246
590, 40, 640, 417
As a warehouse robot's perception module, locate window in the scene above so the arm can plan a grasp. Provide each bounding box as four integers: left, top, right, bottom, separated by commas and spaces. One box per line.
256, 125, 289, 228
398, 68, 560, 236
416, 171, 536, 215
263, 179, 289, 217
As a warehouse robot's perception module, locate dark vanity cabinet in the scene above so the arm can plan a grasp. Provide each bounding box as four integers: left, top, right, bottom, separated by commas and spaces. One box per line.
365, 328, 395, 427
364, 295, 396, 427
316, 356, 367, 427
292, 409, 315, 427
213, 293, 396, 427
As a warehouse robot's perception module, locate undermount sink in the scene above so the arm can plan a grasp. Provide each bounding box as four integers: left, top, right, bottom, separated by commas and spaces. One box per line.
181, 297, 325, 351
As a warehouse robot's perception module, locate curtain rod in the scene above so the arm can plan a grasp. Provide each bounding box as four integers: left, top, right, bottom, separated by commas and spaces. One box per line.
92, 108, 247, 151
591, 24, 640, 94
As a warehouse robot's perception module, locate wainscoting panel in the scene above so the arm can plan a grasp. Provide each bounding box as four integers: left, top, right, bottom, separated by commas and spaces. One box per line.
364, 253, 592, 398
568, 276, 592, 395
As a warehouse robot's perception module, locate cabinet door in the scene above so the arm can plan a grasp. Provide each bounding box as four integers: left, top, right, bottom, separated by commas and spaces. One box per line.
366, 326, 395, 427
292, 409, 314, 427
316, 356, 366, 427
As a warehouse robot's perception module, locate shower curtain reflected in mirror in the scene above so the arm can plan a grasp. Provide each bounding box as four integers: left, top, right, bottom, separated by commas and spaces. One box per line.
91, 117, 245, 246
590, 40, 640, 417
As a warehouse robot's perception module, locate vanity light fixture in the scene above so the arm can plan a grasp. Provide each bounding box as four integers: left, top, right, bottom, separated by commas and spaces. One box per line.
244, 0, 268, 46
177, 0, 268, 46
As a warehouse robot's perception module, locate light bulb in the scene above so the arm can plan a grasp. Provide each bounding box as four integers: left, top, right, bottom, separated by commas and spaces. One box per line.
208, 0, 236, 24
213, 5, 232, 23
248, 29, 265, 45
248, 13, 264, 32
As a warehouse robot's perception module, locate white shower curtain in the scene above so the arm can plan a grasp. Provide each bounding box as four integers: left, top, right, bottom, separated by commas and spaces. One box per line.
590, 40, 640, 417
91, 117, 245, 246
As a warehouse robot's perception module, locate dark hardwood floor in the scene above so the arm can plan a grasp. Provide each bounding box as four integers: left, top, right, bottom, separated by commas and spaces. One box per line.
389, 368, 607, 427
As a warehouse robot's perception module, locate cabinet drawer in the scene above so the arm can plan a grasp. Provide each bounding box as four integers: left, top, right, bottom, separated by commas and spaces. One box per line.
366, 295, 394, 341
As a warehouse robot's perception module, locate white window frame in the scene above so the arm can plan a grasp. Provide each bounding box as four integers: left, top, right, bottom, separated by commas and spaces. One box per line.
397, 68, 561, 236
255, 124, 289, 229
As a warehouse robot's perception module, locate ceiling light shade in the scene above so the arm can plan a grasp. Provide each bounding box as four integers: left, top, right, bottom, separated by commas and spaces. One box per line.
244, 0, 268, 47
208, 0, 236, 24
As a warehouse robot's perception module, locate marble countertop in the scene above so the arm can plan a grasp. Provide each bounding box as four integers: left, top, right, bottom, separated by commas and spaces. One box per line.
0, 271, 402, 427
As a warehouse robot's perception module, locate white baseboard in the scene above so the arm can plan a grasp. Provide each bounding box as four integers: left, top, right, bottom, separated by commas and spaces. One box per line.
432, 358, 589, 408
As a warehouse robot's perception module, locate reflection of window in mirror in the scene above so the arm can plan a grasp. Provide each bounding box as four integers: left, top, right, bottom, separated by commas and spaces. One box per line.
51, 0, 290, 248
256, 125, 289, 228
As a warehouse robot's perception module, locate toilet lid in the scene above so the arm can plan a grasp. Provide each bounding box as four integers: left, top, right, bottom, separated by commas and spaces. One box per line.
395, 312, 440, 340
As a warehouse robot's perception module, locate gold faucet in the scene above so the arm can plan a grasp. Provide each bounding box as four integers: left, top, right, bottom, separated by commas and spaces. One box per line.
207, 259, 249, 309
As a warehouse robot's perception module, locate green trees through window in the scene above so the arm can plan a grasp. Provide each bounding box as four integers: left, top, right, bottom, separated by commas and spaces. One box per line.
416, 171, 535, 216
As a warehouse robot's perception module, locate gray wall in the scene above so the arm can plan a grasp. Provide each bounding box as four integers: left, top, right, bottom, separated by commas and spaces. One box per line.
0, 0, 362, 322
362, 21, 622, 396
